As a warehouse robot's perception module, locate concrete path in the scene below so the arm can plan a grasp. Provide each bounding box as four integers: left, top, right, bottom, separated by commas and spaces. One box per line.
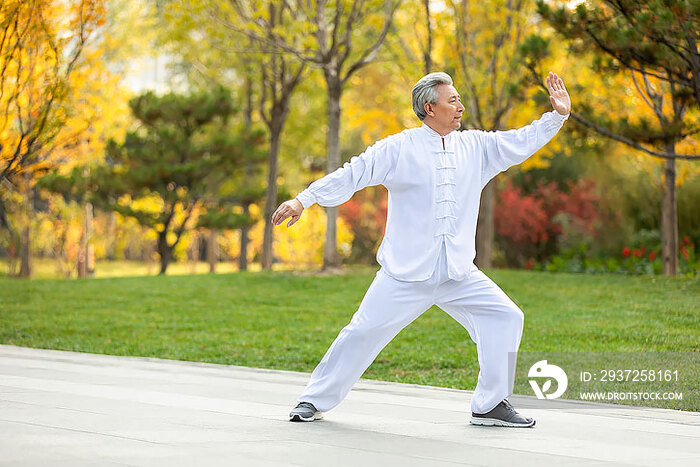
0, 344, 698, 466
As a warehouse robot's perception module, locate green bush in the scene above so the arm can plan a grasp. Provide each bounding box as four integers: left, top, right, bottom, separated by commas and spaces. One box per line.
542, 231, 697, 276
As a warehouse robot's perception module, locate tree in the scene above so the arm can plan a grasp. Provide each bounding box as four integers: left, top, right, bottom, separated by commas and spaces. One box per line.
195, 160, 270, 272
302, 0, 400, 270
40, 87, 265, 274
446, 0, 542, 268
0, 0, 105, 276
232, 0, 400, 270
218, 1, 308, 270
530, 0, 699, 275
161, 0, 309, 271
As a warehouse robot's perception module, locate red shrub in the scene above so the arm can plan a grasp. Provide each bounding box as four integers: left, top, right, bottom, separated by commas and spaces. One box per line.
495, 182, 548, 244
339, 186, 388, 263
495, 178, 601, 265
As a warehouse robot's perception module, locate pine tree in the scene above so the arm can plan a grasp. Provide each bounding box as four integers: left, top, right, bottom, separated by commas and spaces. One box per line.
40, 86, 266, 274
526, 0, 699, 275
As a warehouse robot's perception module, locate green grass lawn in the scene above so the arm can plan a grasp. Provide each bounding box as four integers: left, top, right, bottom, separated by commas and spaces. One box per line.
1, 269, 697, 410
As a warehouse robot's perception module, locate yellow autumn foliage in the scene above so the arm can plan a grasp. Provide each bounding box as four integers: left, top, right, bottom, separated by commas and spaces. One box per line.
248, 204, 354, 269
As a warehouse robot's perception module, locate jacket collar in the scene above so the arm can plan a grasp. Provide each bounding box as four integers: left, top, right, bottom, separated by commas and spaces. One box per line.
421, 123, 456, 138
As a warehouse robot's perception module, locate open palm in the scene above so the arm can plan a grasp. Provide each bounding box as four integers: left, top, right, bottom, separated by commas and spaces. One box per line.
546, 72, 571, 115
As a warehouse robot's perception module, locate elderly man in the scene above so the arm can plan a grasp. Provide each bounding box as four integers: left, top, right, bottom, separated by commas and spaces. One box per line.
272, 71, 571, 427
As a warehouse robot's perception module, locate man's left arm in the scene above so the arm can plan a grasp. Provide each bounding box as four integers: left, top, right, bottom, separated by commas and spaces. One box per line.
479, 72, 571, 187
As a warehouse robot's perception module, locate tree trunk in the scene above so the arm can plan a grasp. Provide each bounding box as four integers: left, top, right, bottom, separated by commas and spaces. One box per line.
18, 176, 33, 278
422, 0, 432, 74
189, 231, 200, 273
240, 71, 252, 273
157, 231, 172, 275
86, 203, 94, 276
261, 125, 281, 270
19, 225, 31, 278
0, 195, 19, 275
323, 83, 342, 270
78, 202, 94, 278
207, 229, 217, 273
0, 196, 10, 231
475, 178, 495, 269
661, 151, 678, 275
239, 204, 250, 271
106, 211, 116, 259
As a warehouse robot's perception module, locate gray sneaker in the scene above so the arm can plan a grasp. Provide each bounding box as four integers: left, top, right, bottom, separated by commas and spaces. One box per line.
289, 402, 323, 422
470, 399, 535, 427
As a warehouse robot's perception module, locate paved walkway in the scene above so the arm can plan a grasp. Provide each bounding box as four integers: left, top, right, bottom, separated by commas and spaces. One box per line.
0, 344, 698, 466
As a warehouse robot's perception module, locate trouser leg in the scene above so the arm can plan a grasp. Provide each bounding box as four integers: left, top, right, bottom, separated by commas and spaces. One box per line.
435, 269, 524, 414
298, 269, 434, 412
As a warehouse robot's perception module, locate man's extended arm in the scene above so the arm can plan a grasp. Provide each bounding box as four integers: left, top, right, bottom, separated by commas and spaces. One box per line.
272, 133, 400, 227
478, 72, 571, 188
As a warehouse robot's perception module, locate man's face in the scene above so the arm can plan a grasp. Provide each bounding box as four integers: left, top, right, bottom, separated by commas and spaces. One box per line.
425, 84, 465, 131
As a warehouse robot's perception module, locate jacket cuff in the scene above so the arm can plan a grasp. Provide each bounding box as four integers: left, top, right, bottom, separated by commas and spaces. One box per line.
551, 110, 570, 123
295, 189, 316, 209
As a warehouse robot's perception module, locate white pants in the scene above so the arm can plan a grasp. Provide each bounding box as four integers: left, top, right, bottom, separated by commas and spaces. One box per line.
298, 241, 524, 414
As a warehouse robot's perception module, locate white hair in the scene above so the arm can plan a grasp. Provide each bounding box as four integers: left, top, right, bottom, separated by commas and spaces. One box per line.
411, 72, 453, 121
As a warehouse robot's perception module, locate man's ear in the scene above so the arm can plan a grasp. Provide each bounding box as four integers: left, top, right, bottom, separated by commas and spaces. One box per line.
424, 102, 433, 117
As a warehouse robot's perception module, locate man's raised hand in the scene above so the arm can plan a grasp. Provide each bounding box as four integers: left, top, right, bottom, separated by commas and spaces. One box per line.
272, 199, 304, 228
546, 72, 571, 116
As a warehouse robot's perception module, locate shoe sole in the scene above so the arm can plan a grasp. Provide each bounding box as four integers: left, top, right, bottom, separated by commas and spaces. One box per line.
289, 412, 323, 422
470, 416, 535, 428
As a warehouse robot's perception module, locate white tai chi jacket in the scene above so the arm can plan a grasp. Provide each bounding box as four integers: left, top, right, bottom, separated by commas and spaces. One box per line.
295, 110, 569, 282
